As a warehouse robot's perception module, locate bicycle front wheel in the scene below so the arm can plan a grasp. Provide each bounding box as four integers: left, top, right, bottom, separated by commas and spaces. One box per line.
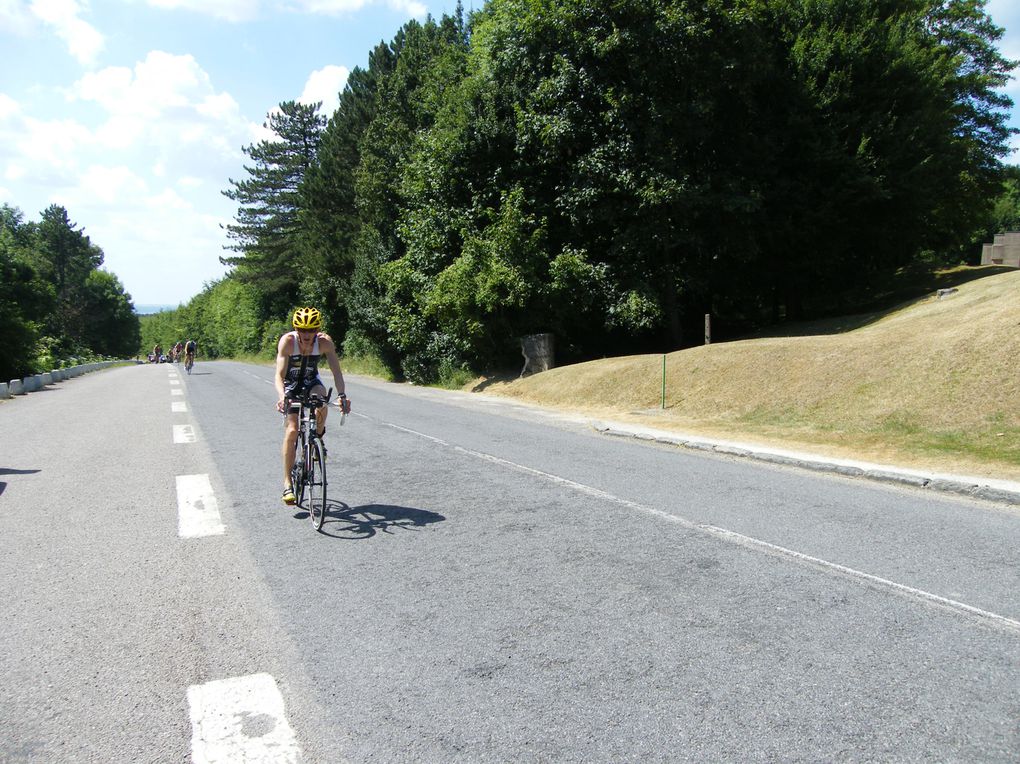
307, 438, 327, 531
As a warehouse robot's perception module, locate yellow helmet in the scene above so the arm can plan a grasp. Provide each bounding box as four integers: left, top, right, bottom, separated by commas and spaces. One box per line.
292, 306, 322, 330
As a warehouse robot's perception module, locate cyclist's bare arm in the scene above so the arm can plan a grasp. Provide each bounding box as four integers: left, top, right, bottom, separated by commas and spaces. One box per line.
274, 335, 291, 413
318, 334, 348, 409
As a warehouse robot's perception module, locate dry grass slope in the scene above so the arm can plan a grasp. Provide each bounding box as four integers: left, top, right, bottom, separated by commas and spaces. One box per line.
476, 268, 1020, 479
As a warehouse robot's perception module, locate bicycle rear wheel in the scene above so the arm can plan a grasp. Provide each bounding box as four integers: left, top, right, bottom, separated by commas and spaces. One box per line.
307, 438, 327, 531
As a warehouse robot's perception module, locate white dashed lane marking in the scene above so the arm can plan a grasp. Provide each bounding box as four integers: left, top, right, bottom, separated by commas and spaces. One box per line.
172, 401, 188, 413
171, 388, 183, 396
187, 673, 302, 763
173, 424, 196, 444
175, 474, 224, 538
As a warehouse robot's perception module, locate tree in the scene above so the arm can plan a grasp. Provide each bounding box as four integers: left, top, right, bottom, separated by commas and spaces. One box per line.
80, 270, 140, 358
34, 204, 104, 343
0, 208, 54, 379
340, 11, 472, 378
299, 42, 398, 329
222, 101, 326, 316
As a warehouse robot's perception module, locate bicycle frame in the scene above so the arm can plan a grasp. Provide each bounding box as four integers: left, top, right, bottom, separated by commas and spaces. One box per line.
287, 387, 331, 529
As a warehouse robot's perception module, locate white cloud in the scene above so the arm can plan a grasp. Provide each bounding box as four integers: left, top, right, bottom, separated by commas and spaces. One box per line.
296, 0, 368, 12
296, 0, 426, 17
0, 94, 93, 180
386, 0, 426, 17
135, 0, 426, 21
69, 51, 250, 170
142, 0, 259, 22
78, 165, 149, 204
29, 0, 104, 65
74, 52, 214, 118
299, 65, 349, 116
0, 51, 256, 300
0, 0, 36, 34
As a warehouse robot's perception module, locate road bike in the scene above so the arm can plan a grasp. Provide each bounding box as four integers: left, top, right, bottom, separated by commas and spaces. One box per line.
288, 388, 332, 531
184, 353, 194, 375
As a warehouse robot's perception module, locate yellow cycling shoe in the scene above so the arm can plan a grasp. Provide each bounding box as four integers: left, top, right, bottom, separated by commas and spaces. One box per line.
282, 487, 296, 505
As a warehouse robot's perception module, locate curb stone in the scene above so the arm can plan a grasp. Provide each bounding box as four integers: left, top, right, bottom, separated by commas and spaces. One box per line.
2, 360, 132, 401
593, 422, 1020, 507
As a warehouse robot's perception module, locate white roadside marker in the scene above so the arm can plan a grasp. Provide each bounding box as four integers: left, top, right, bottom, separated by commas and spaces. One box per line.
171, 388, 184, 396
172, 401, 188, 413
173, 424, 196, 444
170, 379, 181, 386
187, 673, 302, 764
175, 474, 224, 538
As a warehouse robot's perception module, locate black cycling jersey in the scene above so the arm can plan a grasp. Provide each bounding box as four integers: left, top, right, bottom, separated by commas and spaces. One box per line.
284, 331, 322, 386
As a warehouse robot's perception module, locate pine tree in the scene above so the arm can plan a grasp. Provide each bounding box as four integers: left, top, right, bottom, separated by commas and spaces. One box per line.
222, 101, 326, 315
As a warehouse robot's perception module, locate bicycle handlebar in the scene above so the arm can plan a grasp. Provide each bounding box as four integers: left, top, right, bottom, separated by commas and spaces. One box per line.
286, 387, 333, 410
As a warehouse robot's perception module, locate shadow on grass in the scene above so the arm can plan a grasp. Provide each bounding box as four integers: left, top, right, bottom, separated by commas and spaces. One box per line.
470, 372, 521, 393
752, 265, 1017, 339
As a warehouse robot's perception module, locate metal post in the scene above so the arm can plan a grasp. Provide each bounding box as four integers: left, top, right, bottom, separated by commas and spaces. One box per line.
661, 354, 666, 409
704, 314, 711, 345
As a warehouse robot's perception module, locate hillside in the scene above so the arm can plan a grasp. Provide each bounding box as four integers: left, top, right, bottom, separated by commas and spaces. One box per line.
475, 268, 1020, 480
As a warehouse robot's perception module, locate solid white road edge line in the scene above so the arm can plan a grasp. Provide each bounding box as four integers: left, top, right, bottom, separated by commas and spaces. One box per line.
187, 673, 302, 764
382, 420, 1020, 635
175, 474, 225, 538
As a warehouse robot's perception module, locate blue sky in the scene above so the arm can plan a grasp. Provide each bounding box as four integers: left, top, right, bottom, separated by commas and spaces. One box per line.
1, 0, 1018, 306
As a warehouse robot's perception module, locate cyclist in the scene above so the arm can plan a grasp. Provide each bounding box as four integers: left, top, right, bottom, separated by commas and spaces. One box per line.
152, 343, 162, 363
275, 307, 349, 505
173, 341, 184, 362
184, 339, 197, 369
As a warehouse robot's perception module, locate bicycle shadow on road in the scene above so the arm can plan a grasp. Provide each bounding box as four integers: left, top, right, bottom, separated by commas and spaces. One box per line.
0, 467, 41, 498
311, 501, 445, 539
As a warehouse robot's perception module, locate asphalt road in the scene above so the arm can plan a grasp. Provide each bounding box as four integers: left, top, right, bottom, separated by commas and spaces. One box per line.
2, 360, 1019, 762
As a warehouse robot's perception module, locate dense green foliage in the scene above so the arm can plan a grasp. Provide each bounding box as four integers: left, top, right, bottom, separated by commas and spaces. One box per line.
138, 277, 274, 360
201, 0, 1017, 383
0, 203, 139, 381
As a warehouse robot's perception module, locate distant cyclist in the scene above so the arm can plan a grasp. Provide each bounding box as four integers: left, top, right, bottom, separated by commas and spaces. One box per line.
152, 343, 162, 364
184, 339, 197, 372
275, 307, 349, 505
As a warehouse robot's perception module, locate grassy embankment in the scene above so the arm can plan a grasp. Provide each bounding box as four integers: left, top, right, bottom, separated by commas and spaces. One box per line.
472, 267, 1020, 480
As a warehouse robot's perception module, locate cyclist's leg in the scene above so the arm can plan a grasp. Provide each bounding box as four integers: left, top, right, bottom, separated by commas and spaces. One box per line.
309, 381, 328, 437
282, 410, 300, 488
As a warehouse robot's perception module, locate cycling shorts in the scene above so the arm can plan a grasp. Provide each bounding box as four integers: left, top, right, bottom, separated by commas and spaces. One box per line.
283, 377, 325, 412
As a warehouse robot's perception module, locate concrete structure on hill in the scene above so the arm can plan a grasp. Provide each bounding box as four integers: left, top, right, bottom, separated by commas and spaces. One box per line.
980, 231, 1020, 268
